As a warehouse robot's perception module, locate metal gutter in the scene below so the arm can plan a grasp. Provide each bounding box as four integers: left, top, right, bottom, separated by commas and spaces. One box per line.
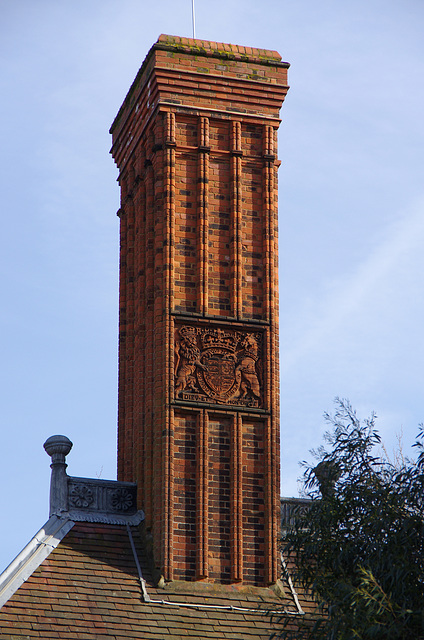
280, 551, 304, 615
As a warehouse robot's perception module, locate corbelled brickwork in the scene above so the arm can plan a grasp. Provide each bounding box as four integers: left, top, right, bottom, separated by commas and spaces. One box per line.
110, 34, 289, 586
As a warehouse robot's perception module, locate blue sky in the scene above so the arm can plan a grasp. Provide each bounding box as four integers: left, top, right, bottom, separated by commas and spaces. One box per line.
0, 0, 423, 572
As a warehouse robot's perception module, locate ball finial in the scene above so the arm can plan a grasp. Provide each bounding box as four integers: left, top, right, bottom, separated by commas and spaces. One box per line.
43, 435, 73, 460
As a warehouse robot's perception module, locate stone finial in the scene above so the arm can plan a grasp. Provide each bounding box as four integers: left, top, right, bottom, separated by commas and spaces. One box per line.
44, 435, 73, 516
313, 460, 341, 496
44, 435, 73, 462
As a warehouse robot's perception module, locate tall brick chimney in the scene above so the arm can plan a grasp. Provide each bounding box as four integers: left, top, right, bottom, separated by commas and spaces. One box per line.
110, 35, 289, 586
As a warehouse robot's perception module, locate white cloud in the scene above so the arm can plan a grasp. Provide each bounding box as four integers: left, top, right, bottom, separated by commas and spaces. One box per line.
282, 197, 424, 374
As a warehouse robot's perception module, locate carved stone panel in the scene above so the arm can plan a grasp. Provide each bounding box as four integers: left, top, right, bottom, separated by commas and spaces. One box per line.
67, 478, 137, 515
174, 324, 263, 407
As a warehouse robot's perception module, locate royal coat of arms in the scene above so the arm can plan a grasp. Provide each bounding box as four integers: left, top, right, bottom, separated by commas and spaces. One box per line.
174, 325, 262, 407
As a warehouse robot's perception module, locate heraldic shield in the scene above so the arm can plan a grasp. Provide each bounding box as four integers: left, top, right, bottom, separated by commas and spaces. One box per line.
197, 349, 239, 402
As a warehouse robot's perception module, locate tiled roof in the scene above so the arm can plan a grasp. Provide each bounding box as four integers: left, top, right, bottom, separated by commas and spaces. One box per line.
0, 520, 313, 639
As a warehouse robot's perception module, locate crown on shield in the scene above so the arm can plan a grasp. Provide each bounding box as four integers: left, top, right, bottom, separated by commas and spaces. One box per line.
200, 328, 239, 353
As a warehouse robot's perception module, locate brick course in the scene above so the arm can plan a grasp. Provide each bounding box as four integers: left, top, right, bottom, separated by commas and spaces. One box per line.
110, 34, 289, 586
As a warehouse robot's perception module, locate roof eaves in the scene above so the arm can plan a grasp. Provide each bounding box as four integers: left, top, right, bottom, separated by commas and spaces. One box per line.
0, 514, 75, 609
66, 508, 144, 525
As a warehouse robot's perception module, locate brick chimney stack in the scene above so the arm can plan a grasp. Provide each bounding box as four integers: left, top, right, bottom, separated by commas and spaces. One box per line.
110, 35, 289, 586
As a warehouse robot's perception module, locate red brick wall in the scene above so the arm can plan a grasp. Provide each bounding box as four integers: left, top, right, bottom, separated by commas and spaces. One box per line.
207, 415, 232, 582
173, 411, 197, 580
110, 34, 289, 586
242, 419, 266, 583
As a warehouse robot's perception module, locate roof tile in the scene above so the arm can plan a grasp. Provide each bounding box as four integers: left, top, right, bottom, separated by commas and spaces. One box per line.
0, 521, 313, 639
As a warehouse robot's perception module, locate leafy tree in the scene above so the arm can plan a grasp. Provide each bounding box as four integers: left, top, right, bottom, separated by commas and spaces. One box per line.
276, 398, 424, 640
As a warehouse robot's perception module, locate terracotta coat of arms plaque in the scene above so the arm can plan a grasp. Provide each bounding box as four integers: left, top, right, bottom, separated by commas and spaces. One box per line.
174, 325, 263, 407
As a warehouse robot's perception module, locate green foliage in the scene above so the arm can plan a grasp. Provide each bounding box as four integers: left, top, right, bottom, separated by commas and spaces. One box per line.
277, 398, 424, 640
